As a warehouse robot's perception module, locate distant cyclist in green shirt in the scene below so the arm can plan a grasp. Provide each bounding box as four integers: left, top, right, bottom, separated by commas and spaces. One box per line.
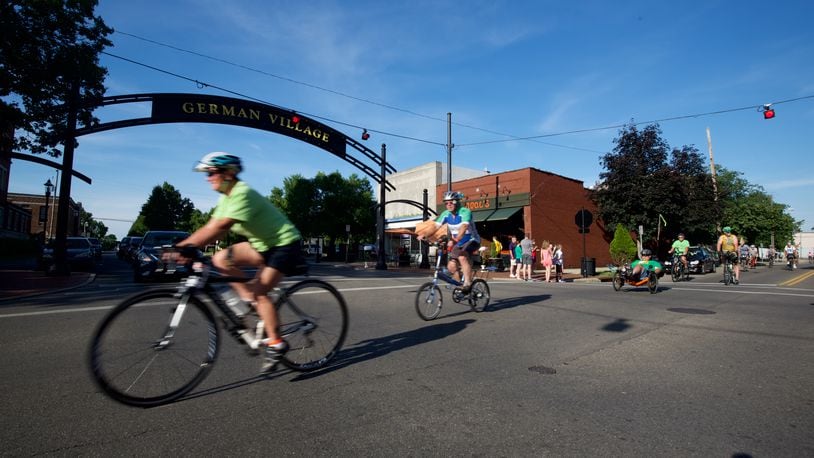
174, 152, 303, 372
668, 232, 690, 272
631, 249, 663, 280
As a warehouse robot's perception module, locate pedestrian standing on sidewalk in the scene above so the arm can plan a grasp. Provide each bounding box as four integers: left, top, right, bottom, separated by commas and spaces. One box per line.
520, 233, 534, 281
553, 243, 564, 282
508, 235, 519, 278
540, 240, 553, 282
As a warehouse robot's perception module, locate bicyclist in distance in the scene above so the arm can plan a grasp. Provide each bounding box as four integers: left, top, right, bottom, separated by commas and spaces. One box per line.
668, 232, 690, 273
716, 226, 740, 284
171, 152, 305, 371
738, 237, 751, 270
630, 249, 662, 279
784, 241, 797, 269
423, 191, 481, 294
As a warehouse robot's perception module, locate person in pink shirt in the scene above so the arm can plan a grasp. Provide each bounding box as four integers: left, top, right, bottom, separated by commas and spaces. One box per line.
540, 240, 554, 282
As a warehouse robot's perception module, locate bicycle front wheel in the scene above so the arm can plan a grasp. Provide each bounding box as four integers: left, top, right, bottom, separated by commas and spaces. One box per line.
277, 280, 348, 372
88, 290, 218, 407
415, 282, 443, 320
612, 271, 624, 291
671, 264, 681, 282
468, 279, 490, 312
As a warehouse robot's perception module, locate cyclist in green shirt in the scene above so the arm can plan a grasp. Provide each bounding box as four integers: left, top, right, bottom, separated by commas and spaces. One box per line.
631, 249, 663, 280
174, 152, 304, 371
668, 233, 690, 273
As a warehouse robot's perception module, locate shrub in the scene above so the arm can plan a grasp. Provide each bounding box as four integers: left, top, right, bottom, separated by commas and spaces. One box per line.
609, 224, 637, 265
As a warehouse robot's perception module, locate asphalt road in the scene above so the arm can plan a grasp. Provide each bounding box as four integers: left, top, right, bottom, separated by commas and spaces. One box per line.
1, 254, 812, 456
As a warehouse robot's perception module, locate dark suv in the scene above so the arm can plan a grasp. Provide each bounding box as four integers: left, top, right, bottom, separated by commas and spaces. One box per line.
40, 237, 96, 272
132, 230, 190, 282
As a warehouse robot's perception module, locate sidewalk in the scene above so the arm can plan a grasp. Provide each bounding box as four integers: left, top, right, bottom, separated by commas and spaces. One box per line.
335, 260, 604, 283
0, 257, 94, 301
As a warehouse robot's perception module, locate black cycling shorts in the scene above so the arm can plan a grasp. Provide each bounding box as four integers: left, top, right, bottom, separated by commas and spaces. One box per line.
260, 241, 306, 276
450, 240, 480, 258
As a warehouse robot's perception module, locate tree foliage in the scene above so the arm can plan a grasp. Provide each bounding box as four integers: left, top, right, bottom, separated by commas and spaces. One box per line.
270, 171, 376, 256
609, 223, 638, 265
131, 182, 196, 234
593, 124, 718, 244
593, 123, 796, 249
715, 167, 798, 248
78, 207, 107, 238
1, 0, 112, 156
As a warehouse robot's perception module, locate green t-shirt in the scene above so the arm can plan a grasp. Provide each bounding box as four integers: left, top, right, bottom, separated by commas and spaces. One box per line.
671, 239, 690, 255
212, 181, 301, 252
631, 259, 662, 271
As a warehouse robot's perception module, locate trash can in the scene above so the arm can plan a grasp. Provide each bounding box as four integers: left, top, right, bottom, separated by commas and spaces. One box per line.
581, 257, 596, 276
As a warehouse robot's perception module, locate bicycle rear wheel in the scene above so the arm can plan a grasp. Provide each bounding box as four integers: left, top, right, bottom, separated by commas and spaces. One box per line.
723, 265, 732, 285
88, 290, 218, 407
671, 264, 681, 282
415, 282, 443, 320
468, 279, 491, 312
277, 279, 348, 372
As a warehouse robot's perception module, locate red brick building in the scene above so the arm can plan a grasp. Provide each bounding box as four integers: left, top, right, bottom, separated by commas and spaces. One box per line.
435, 167, 610, 269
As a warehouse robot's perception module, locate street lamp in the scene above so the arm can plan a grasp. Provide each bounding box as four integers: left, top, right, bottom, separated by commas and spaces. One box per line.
43, 179, 54, 240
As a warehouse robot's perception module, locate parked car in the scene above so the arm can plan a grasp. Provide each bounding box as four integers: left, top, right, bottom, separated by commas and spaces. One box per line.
87, 237, 103, 259
117, 236, 131, 259
40, 237, 96, 271
124, 236, 143, 264
132, 231, 190, 282
663, 245, 716, 274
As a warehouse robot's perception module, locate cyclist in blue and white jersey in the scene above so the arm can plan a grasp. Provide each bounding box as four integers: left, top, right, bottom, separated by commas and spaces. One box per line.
433, 191, 481, 293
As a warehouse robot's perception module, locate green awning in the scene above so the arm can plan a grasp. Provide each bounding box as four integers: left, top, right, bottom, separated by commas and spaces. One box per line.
472, 207, 522, 222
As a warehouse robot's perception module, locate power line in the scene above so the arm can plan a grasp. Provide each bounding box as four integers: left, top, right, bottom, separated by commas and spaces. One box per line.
107, 32, 814, 151
101, 51, 446, 146
458, 94, 814, 147
113, 30, 600, 151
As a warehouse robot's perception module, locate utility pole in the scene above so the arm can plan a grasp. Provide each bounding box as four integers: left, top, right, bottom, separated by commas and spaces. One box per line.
706, 127, 721, 233
446, 112, 453, 192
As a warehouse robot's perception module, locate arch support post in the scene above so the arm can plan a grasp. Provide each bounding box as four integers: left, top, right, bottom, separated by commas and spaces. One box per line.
375, 144, 388, 270
419, 188, 430, 268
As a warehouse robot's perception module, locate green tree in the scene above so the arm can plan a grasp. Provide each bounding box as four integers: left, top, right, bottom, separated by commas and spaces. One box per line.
593, 123, 719, 245
1, 1, 112, 156
134, 182, 196, 232
128, 214, 148, 236
78, 208, 107, 238
270, 171, 376, 259
609, 223, 638, 265
715, 167, 797, 248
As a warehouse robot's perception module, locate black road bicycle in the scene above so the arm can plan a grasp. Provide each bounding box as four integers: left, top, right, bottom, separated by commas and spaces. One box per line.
415, 244, 491, 320
670, 255, 690, 282
89, 248, 348, 407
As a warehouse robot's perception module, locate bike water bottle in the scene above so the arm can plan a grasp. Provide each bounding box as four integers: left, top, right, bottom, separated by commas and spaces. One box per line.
219, 287, 250, 317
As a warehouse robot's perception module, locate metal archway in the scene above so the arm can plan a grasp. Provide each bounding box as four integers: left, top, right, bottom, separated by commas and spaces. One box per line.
74, 93, 396, 190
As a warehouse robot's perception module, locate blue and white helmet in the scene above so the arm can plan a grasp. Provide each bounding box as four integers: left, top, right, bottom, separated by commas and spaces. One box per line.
194, 152, 242, 173
442, 191, 464, 202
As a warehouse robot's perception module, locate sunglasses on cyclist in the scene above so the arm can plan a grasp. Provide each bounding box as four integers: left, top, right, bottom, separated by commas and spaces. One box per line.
206, 170, 221, 177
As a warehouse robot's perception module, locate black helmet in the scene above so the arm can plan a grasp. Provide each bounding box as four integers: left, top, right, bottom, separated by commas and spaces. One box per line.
641, 249, 652, 256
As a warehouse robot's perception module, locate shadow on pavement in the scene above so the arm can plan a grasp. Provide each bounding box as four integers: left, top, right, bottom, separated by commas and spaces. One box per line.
292, 319, 476, 381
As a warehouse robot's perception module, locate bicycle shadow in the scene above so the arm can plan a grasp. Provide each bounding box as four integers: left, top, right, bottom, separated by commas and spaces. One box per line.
484, 293, 551, 312
291, 319, 476, 381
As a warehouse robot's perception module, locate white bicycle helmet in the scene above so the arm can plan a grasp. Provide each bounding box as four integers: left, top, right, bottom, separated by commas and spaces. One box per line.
442, 191, 464, 202
194, 152, 243, 173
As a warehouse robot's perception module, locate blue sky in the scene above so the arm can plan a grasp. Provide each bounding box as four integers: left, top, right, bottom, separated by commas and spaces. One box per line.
9, 0, 814, 240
